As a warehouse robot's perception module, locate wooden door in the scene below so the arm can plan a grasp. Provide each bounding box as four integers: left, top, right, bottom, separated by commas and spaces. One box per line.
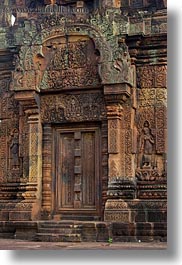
54, 126, 101, 220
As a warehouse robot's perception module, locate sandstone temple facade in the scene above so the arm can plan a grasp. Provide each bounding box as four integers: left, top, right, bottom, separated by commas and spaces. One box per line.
0, 0, 167, 242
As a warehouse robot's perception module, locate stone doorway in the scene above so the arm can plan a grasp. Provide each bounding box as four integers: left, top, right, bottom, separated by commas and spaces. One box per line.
53, 124, 101, 220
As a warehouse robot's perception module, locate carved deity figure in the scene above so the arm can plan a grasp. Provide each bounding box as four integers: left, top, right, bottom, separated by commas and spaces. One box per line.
139, 121, 154, 168
9, 129, 20, 169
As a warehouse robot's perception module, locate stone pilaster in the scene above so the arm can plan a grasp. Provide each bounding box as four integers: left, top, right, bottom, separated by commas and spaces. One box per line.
41, 124, 52, 219
9, 91, 43, 221
25, 110, 42, 220
104, 83, 136, 222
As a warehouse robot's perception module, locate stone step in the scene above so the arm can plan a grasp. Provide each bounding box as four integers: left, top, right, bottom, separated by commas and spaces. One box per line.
0, 232, 15, 239
36, 233, 81, 242
38, 223, 82, 229
38, 227, 82, 234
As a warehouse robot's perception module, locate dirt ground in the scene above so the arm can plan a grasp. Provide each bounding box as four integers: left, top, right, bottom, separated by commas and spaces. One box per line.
0, 239, 167, 250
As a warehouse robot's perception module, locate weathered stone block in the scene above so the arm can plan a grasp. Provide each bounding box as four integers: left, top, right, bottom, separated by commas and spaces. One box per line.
112, 223, 135, 237
96, 223, 109, 242
148, 211, 167, 222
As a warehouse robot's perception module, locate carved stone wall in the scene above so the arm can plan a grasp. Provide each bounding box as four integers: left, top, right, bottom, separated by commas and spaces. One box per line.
0, 76, 20, 183
0, 0, 167, 241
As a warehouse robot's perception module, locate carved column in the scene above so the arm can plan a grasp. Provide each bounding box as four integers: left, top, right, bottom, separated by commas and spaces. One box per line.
41, 124, 52, 219
107, 104, 124, 179
10, 91, 43, 221
104, 83, 136, 222
25, 109, 42, 220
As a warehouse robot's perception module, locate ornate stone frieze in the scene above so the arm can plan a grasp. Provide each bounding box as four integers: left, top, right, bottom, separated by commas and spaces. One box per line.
137, 190, 167, 199
40, 93, 107, 123
107, 177, 136, 199
136, 168, 166, 182
105, 199, 167, 210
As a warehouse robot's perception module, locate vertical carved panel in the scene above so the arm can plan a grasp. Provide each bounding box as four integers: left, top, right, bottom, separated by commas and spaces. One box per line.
42, 124, 52, 214
108, 119, 120, 154
123, 106, 135, 177
29, 123, 39, 182
20, 112, 29, 181
82, 132, 95, 207
60, 133, 74, 208
0, 78, 20, 183
155, 106, 167, 153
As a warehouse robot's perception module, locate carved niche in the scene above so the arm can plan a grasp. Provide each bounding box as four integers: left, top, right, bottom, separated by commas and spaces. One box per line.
138, 120, 155, 169
0, 78, 20, 183
136, 107, 167, 182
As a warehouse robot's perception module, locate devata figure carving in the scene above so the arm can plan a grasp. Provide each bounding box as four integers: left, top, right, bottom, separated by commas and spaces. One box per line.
9, 129, 20, 170
139, 121, 154, 168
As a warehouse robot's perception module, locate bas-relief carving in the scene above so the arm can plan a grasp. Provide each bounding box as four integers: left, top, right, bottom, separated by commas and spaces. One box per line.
137, 65, 167, 88
108, 119, 120, 154
40, 93, 107, 123
9, 129, 20, 170
104, 212, 129, 222
136, 63, 167, 181
138, 88, 167, 107
136, 114, 166, 180
39, 39, 101, 90
139, 121, 154, 169
11, 8, 134, 90
0, 78, 20, 183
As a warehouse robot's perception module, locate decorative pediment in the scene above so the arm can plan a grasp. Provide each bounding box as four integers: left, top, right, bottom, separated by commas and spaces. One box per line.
11, 9, 134, 91
39, 37, 101, 90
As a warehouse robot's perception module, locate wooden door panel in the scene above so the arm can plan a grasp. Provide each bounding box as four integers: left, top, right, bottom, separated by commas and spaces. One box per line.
59, 133, 74, 209
82, 132, 95, 208
55, 126, 101, 218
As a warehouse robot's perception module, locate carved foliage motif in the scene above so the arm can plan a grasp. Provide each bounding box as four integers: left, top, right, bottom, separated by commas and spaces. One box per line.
137, 65, 167, 88
155, 106, 167, 153
123, 106, 136, 177
136, 107, 155, 131
138, 88, 167, 106
108, 119, 120, 154
40, 93, 107, 123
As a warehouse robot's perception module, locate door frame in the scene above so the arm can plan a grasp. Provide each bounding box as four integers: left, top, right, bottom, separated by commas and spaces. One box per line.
52, 123, 102, 220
